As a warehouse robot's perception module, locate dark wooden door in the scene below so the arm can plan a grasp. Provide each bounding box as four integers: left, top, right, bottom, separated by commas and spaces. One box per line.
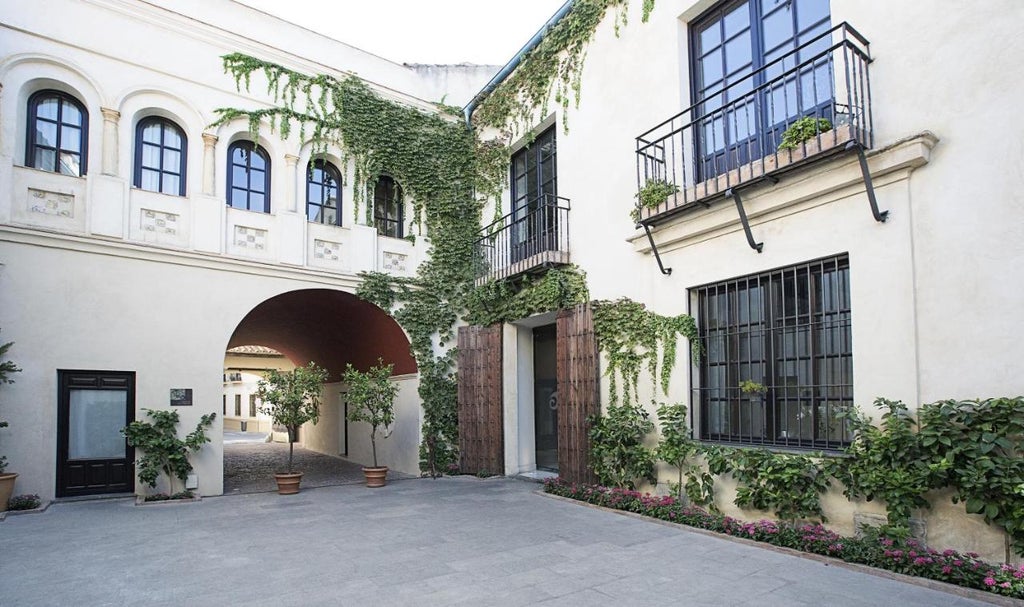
457, 325, 504, 475
57, 370, 135, 497
556, 304, 600, 485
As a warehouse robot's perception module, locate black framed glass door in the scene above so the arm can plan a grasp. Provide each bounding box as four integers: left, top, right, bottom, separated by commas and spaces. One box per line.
510, 127, 557, 263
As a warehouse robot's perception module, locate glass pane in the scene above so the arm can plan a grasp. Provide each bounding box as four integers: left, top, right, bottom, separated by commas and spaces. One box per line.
162, 174, 180, 196
307, 204, 321, 222
701, 49, 723, 86
60, 126, 81, 153
250, 192, 265, 212
34, 148, 56, 172
763, 3, 795, 52
164, 127, 182, 149
699, 22, 721, 51
59, 152, 81, 176
724, 31, 752, 76
62, 100, 82, 126
797, 0, 830, 30
142, 144, 160, 170
323, 207, 337, 225
249, 170, 265, 193
232, 166, 248, 189
68, 389, 126, 460
323, 193, 337, 209
36, 97, 58, 120
141, 168, 161, 192
308, 183, 323, 204
723, 2, 750, 38
230, 188, 248, 209
249, 150, 266, 171
143, 123, 161, 144
163, 149, 181, 172
36, 121, 58, 148
232, 146, 247, 164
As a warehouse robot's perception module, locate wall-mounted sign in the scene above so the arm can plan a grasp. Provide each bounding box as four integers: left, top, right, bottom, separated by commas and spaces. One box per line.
170, 388, 193, 407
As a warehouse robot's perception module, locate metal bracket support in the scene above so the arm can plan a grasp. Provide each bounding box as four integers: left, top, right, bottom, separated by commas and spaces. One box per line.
642, 223, 672, 275
725, 188, 763, 253
846, 141, 889, 223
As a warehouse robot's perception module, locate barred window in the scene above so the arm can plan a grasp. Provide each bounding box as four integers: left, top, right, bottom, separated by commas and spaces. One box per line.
694, 254, 853, 449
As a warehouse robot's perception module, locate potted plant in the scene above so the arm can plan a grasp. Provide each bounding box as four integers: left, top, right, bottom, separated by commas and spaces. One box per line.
122, 409, 216, 502
0, 331, 21, 512
632, 178, 680, 222
343, 359, 399, 488
256, 362, 328, 494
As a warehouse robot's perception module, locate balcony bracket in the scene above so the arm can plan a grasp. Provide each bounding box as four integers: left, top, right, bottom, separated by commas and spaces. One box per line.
642, 223, 672, 276
846, 141, 889, 223
725, 188, 764, 253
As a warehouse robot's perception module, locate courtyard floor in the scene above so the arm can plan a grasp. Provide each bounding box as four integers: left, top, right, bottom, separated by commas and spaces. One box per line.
0, 477, 995, 606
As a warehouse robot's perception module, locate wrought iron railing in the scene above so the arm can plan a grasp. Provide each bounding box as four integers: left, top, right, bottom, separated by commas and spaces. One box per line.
473, 194, 571, 282
635, 22, 872, 223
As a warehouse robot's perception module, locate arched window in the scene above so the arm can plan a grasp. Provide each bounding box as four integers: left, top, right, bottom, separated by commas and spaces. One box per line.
134, 117, 187, 196
306, 159, 342, 226
373, 176, 403, 238
227, 141, 270, 213
26, 90, 88, 176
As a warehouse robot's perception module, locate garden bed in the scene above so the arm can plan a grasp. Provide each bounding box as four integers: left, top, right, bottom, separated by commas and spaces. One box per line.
543, 479, 1024, 603
135, 491, 202, 506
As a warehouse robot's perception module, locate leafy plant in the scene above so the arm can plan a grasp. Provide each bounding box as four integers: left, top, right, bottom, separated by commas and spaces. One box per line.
738, 380, 767, 395
143, 491, 195, 502
778, 116, 833, 150
344, 360, 400, 469
635, 178, 679, 211
463, 265, 589, 326
256, 362, 329, 474
588, 402, 655, 489
655, 403, 698, 501
918, 397, 1024, 557
7, 493, 40, 511
0, 331, 20, 474
122, 409, 216, 495
828, 398, 937, 537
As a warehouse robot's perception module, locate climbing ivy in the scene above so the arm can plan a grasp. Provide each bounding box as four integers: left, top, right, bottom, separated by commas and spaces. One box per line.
473, 0, 656, 136
463, 265, 589, 326
591, 298, 698, 406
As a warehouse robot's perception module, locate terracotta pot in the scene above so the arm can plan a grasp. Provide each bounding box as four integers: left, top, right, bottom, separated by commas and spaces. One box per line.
0, 472, 18, 512
362, 466, 388, 488
273, 472, 303, 495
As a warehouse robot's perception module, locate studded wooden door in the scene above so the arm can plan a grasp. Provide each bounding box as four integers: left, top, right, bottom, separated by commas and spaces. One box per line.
556, 304, 600, 485
457, 324, 504, 475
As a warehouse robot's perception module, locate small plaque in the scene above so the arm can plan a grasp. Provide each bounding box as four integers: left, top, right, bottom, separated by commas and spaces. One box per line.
170, 388, 193, 407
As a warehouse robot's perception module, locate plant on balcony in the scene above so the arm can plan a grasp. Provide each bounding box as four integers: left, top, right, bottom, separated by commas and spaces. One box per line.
122, 409, 216, 498
255, 362, 329, 494
634, 178, 679, 219
343, 360, 400, 488
778, 116, 833, 150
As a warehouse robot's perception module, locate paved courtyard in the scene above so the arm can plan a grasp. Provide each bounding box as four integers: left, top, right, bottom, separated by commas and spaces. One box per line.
0, 477, 995, 606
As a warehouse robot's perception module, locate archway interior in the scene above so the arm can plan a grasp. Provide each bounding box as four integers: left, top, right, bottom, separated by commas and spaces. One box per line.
227, 288, 416, 380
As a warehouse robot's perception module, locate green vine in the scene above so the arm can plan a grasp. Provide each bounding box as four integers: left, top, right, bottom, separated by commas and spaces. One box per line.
591, 298, 698, 406
463, 265, 589, 326
473, 0, 656, 136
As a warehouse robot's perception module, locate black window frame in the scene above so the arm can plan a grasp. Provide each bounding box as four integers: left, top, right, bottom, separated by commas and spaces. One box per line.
227, 141, 271, 213
373, 175, 404, 238
134, 116, 187, 196
248, 394, 258, 418
234, 394, 242, 417
690, 0, 832, 174
306, 158, 343, 226
25, 89, 89, 176
509, 126, 558, 263
691, 253, 853, 450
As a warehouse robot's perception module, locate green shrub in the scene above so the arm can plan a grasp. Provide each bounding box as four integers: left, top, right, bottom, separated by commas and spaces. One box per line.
588, 402, 655, 489
778, 116, 833, 150
122, 409, 216, 495
7, 493, 40, 510
635, 179, 679, 211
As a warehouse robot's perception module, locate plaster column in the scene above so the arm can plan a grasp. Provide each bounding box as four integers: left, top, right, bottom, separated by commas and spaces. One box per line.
100, 107, 120, 176
284, 154, 300, 212
201, 133, 218, 196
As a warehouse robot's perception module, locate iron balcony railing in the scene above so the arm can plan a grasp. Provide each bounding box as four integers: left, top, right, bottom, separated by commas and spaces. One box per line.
473, 194, 571, 282
635, 22, 872, 223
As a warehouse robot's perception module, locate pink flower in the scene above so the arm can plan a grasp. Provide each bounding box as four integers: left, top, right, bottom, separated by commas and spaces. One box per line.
942, 566, 952, 575
983, 577, 996, 587
1000, 582, 1011, 589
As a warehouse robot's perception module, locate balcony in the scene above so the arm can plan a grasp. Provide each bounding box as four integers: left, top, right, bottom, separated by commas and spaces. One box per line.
473, 194, 571, 283
635, 23, 872, 225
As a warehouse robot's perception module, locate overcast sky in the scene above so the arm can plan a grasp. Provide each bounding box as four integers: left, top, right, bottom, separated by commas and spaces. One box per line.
234, 0, 567, 66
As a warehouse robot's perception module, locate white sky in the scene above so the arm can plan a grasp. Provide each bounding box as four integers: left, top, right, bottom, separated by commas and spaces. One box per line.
234, 0, 567, 66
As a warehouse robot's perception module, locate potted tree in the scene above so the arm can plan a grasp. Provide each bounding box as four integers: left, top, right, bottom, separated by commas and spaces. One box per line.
0, 331, 21, 512
343, 359, 399, 488
255, 362, 329, 494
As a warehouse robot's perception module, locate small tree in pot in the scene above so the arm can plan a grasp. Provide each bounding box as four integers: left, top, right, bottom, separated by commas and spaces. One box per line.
344, 359, 399, 487
0, 331, 21, 512
255, 361, 329, 494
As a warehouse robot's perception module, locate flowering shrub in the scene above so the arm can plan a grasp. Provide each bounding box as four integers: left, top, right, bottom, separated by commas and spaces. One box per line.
7, 493, 41, 511
544, 478, 1024, 599
142, 491, 195, 502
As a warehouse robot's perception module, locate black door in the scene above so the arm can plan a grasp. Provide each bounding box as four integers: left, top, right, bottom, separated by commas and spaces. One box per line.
533, 324, 558, 472
57, 370, 135, 497
510, 127, 557, 263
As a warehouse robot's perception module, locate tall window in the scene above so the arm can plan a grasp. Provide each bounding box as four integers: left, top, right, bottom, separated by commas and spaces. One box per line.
692, 0, 831, 172
509, 126, 557, 261
306, 159, 342, 226
694, 254, 852, 449
26, 90, 88, 176
227, 141, 270, 212
373, 176, 403, 238
134, 117, 187, 196
248, 394, 258, 418
234, 394, 242, 417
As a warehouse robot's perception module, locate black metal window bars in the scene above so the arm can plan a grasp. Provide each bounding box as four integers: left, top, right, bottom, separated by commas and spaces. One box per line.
473, 194, 571, 283
635, 23, 873, 226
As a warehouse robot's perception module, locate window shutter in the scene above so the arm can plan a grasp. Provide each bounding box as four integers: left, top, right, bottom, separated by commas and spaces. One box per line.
457, 324, 504, 475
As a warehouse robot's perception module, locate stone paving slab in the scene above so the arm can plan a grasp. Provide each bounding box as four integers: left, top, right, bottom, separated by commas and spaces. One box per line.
0, 477, 997, 606
223, 441, 412, 494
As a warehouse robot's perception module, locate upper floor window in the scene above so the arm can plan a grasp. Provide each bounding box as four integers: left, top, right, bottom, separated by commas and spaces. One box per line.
373, 176, 403, 238
134, 117, 187, 196
26, 90, 88, 176
692, 0, 831, 172
509, 126, 558, 262
306, 159, 342, 226
227, 141, 270, 213
694, 254, 852, 450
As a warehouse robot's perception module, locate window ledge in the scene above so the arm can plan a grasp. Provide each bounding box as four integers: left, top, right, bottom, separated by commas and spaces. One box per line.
630, 131, 939, 256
